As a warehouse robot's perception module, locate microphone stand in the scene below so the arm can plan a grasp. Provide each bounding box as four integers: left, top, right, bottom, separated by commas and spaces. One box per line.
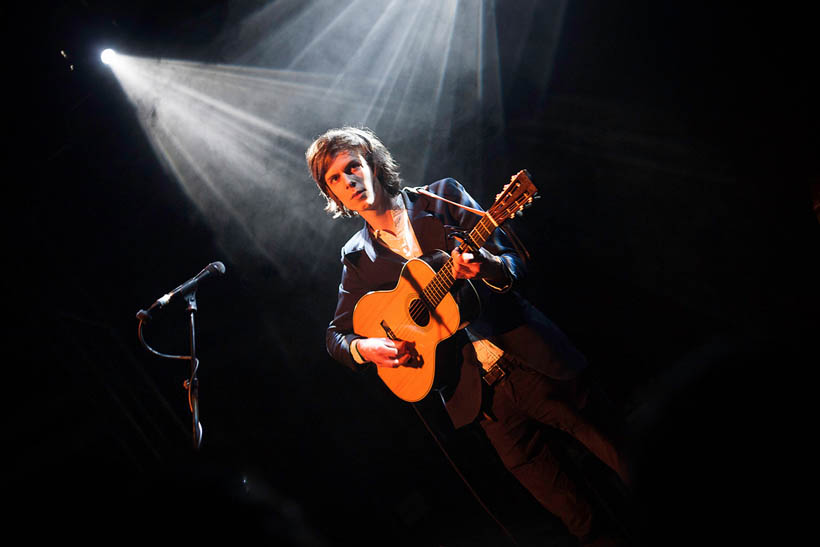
184, 290, 203, 451
137, 288, 204, 451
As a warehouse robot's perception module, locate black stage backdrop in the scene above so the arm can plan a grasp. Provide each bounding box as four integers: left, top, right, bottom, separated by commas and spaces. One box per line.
7, 2, 816, 545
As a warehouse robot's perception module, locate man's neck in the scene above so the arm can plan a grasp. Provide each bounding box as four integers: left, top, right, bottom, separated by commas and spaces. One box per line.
361, 194, 402, 235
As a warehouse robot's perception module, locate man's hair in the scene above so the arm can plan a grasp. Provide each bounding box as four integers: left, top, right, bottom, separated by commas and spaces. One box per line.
305, 126, 402, 218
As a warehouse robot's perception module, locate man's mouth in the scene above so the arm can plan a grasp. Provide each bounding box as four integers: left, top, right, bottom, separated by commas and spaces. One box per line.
352, 189, 365, 199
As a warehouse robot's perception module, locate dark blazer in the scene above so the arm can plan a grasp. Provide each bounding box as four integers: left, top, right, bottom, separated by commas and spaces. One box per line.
326, 178, 588, 427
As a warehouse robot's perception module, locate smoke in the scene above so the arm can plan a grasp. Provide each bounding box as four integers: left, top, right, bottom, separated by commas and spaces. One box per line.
104, 0, 563, 284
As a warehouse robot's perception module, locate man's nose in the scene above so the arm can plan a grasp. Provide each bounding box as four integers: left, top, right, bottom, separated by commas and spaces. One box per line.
342, 173, 357, 188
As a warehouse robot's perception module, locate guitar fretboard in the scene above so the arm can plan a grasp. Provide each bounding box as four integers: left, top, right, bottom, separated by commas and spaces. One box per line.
421, 214, 497, 309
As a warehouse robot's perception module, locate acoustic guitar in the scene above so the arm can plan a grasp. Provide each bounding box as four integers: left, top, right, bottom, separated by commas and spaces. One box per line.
352, 170, 538, 401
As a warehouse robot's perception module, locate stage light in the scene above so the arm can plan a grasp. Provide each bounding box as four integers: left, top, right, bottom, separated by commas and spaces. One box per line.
100, 48, 117, 65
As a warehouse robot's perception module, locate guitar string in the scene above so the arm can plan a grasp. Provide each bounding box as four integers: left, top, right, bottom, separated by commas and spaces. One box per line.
402, 200, 520, 337
391, 193, 530, 342
424, 215, 491, 305
372, 192, 533, 390
419, 196, 523, 314
424, 193, 525, 305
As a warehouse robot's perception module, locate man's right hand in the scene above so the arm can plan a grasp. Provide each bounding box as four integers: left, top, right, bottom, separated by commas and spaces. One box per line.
354, 337, 413, 368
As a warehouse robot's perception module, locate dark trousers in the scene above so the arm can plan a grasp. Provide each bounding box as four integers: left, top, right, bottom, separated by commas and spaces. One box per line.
478, 356, 628, 539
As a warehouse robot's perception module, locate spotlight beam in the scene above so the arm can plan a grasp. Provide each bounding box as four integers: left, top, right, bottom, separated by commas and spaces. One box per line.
420, 2, 458, 176
285, 0, 363, 70
322, 0, 404, 101
361, 0, 426, 124
378, 1, 458, 138
100, 0, 553, 282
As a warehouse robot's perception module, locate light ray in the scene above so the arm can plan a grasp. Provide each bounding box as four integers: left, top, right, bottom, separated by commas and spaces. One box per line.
420, 1, 458, 179
285, 0, 365, 70
101, 0, 559, 283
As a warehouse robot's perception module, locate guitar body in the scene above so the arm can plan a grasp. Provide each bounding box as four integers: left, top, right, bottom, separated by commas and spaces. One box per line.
353, 257, 461, 402
351, 170, 537, 402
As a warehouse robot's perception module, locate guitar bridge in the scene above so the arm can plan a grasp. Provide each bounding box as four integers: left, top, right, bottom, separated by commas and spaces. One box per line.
380, 320, 398, 341
380, 320, 423, 367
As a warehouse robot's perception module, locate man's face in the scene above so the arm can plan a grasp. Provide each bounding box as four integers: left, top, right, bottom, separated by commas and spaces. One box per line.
324, 150, 385, 214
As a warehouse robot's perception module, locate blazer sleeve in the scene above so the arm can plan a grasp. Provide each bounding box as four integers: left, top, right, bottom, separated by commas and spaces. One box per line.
432, 178, 527, 291
326, 248, 369, 371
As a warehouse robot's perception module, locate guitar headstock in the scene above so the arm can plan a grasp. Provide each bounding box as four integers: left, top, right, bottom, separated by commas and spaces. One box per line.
487, 170, 538, 225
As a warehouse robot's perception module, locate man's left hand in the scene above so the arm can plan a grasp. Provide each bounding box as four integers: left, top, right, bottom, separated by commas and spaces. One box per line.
451, 247, 505, 282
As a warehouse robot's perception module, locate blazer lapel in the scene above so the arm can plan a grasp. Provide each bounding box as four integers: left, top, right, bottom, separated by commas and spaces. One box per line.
404, 190, 448, 253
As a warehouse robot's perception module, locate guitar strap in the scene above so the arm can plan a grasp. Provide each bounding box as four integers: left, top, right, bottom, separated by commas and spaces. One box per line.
413, 186, 485, 216
407, 186, 531, 263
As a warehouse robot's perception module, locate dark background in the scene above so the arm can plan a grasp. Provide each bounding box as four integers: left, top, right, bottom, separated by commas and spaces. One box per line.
8, 1, 817, 545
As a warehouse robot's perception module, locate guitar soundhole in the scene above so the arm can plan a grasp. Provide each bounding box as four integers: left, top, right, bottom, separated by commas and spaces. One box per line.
409, 299, 430, 327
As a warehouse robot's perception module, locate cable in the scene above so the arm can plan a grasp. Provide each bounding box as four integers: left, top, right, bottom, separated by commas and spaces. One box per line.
411, 402, 519, 546
137, 318, 202, 449
137, 319, 189, 361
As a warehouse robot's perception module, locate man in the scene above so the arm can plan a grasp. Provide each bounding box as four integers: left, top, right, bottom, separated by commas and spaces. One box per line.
306, 126, 629, 545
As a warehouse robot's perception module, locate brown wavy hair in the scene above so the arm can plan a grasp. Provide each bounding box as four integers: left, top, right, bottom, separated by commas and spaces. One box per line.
305, 126, 402, 218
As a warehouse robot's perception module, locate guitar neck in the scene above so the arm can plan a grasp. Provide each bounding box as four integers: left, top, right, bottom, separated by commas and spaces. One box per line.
421, 214, 498, 309
418, 170, 537, 310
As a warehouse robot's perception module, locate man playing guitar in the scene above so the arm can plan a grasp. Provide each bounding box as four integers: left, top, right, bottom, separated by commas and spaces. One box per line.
306, 126, 629, 546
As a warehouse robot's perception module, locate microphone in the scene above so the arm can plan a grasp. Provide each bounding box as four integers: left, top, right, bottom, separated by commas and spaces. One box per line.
137, 261, 226, 321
